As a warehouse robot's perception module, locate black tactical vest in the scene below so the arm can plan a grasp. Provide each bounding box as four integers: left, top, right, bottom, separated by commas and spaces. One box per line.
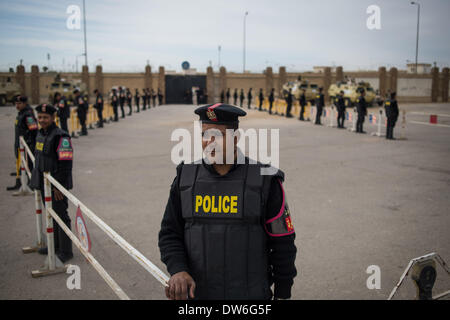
179, 162, 274, 300
15, 105, 37, 151
30, 125, 70, 190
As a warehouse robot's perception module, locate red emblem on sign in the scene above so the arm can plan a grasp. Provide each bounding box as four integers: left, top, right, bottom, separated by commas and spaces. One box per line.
75, 206, 92, 252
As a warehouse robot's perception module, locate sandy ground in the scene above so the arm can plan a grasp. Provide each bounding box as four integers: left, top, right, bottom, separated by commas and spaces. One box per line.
0, 102, 449, 300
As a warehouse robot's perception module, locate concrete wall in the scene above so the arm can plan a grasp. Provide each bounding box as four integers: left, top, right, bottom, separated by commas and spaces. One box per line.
2, 64, 449, 104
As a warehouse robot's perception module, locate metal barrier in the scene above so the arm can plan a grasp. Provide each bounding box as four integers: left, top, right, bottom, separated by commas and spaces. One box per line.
388, 252, 450, 300
19, 136, 169, 299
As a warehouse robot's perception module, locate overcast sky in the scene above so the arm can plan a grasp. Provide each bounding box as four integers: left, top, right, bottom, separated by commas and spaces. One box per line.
0, 0, 449, 73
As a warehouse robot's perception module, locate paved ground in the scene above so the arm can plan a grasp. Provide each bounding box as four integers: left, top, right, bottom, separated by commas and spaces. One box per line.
0, 102, 449, 300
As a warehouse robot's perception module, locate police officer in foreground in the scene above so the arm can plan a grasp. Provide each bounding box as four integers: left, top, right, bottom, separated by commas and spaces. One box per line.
385, 92, 399, 140
111, 88, 119, 122
7, 95, 38, 191
31, 104, 73, 263
298, 89, 306, 121
159, 104, 297, 300
315, 87, 324, 125
73, 89, 88, 136
54, 92, 70, 133
356, 89, 367, 133
93, 89, 104, 128
336, 90, 346, 128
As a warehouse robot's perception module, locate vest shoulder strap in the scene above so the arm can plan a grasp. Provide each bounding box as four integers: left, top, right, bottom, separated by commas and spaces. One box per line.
179, 163, 198, 190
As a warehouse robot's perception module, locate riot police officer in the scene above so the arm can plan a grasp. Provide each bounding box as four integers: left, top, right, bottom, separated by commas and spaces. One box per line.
356, 89, 367, 133
135, 89, 140, 113
7, 95, 38, 191
159, 104, 297, 300
247, 88, 253, 109
93, 89, 104, 128
157, 89, 163, 106
258, 88, 264, 111
143, 88, 149, 110
31, 104, 73, 263
73, 89, 88, 136
285, 89, 293, 118
151, 89, 157, 107
220, 90, 225, 103
126, 88, 133, 116
268, 88, 275, 114
385, 92, 399, 140
233, 88, 238, 105
226, 88, 231, 104
239, 89, 244, 108
119, 87, 126, 118
111, 88, 119, 122
315, 87, 325, 125
54, 92, 70, 133
298, 89, 306, 121
336, 90, 346, 128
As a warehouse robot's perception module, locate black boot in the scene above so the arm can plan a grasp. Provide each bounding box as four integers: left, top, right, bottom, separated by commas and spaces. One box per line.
6, 178, 21, 191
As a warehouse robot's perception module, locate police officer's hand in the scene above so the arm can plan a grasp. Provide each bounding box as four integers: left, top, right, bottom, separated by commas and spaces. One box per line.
166, 271, 196, 300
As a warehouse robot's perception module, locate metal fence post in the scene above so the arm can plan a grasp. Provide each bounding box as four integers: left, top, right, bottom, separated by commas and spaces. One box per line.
31, 173, 67, 277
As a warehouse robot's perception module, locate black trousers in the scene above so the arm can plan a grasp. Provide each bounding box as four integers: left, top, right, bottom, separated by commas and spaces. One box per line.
386, 118, 396, 139
286, 102, 292, 117
59, 116, 69, 133
247, 99, 252, 109
338, 111, 345, 127
356, 114, 365, 132
120, 103, 125, 117
96, 108, 103, 126
315, 107, 323, 124
78, 112, 87, 134
299, 105, 305, 120
135, 99, 140, 112
269, 101, 273, 113
128, 102, 132, 115
40, 190, 72, 255
259, 100, 263, 110
112, 105, 119, 121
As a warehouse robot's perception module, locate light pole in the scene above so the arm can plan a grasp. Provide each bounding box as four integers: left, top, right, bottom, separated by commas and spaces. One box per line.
243, 11, 248, 73
411, 2, 420, 74
218, 45, 221, 68
82, 0, 88, 67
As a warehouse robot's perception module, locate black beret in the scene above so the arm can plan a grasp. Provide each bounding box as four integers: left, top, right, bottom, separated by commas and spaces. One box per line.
15, 95, 28, 103
194, 103, 246, 125
35, 104, 57, 115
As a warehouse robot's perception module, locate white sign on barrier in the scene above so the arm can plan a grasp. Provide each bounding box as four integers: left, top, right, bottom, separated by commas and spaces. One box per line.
75, 206, 91, 252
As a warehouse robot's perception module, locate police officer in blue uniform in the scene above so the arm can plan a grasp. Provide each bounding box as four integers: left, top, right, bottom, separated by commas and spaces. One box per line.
30, 104, 74, 262
159, 103, 297, 300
